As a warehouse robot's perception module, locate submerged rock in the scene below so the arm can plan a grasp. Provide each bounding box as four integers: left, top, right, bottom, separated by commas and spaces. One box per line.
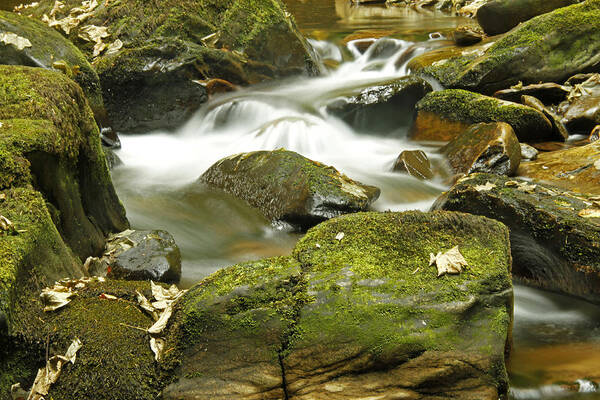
433, 173, 600, 304
392, 150, 434, 179
409, 89, 553, 142
28, 0, 319, 132
476, 0, 578, 36
0, 66, 128, 334
326, 76, 432, 134
0, 10, 108, 129
517, 142, 600, 195
441, 122, 521, 176
199, 149, 380, 229
417, 1, 600, 94
164, 211, 513, 399
86, 230, 182, 283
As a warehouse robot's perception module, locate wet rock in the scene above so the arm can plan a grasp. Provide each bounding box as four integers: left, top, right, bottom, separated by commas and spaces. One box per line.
392, 150, 434, 179
28, 0, 319, 132
494, 82, 570, 105
452, 26, 483, 46
557, 74, 600, 135
476, 0, 578, 36
521, 95, 569, 141
199, 149, 380, 229
433, 173, 600, 304
409, 89, 553, 142
0, 10, 109, 132
416, 1, 600, 94
590, 125, 600, 142
520, 143, 539, 160
163, 211, 513, 400
103, 147, 123, 170
517, 142, 600, 195
441, 122, 521, 176
86, 230, 182, 283
0, 66, 128, 334
326, 76, 433, 134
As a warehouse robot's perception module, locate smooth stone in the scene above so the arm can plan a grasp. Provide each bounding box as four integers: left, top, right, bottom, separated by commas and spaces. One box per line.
557, 74, 600, 135
433, 173, 600, 304
452, 26, 483, 46
392, 150, 434, 179
517, 142, 600, 195
521, 95, 569, 141
441, 122, 521, 176
409, 89, 553, 142
199, 149, 380, 229
476, 0, 578, 36
520, 143, 539, 160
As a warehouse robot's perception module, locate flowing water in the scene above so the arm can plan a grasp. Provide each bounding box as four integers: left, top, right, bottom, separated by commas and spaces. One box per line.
111, 1, 600, 398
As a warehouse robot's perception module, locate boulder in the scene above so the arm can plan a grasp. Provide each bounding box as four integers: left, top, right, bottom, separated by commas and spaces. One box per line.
0, 66, 128, 334
441, 122, 521, 176
493, 82, 570, 105
452, 26, 483, 46
392, 150, 434, 179
409, 89, 553, 142
476, 0, 578, 36
520, 95, 569, 140
199, 149, 380, 229
517, 142, 600, 195
326, 76, 433, 133
26, 0, 319, 132
556, 74, 600, 135
416, 1, 600, 94
433, 173, 600, 304
85, 230, 182, 283
164, 211, 513, 399
0, 10, 108, 129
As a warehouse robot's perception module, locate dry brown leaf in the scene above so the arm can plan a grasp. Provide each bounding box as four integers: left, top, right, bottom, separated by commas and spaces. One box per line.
429, 246, 467, 277
474, 182, 496, 192
579, 209, 600, 218
148, 303, 172, 335
150, 337, 165, 361
136, 290, 158, 321
0, 32, 32, 51
40, 286, 75, 312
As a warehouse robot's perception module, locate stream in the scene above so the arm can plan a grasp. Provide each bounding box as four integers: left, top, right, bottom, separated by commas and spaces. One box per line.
111, 1, 600, 398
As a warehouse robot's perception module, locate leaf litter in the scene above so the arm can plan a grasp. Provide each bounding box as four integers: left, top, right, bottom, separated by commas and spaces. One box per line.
429, 246, 468, 277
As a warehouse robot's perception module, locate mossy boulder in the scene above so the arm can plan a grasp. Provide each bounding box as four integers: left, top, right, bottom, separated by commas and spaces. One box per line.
476, 0, 578, 36
5, 279, 163, 400
326, 76, 433, 134
0, 10, 108, 129
27, 0, 319, 132
417, 1, 600, 94
199, 149, 380, 229
432, 173, 600, 304
0, 66, 128, 335
441, 122, 521, 176
409, 89, 553, 142
517, 142, 600, 195
163, 211, 513, 399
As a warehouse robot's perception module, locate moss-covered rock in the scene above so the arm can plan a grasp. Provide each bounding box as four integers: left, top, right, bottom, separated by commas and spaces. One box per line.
517, 141, 600, 195
5, 279, 163, 400
0, 10, 108, 129
199, 149, 380, 229
163, 211, 513, 399
476, 0, 578, 36
416, 1, 600, 94
326, 76, 432, 134
26, 0, 318, 132
409, 89, 553, 142
0, 65, 128, 339
432, 173, 600, 304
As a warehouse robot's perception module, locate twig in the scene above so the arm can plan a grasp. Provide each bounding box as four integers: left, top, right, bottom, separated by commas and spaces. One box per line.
119, 323, 147, 332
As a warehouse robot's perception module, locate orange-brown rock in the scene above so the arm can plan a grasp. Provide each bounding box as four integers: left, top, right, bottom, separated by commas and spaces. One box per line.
392, 150, 434, 179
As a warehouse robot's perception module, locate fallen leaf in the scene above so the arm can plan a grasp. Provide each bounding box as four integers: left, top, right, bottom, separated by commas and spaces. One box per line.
335, 232, 345, 241
64, 337, 83, 364
0, 32, 32, 50
150, 337, 165, 361
148, 303, 172, 335
0, 215, 16, 234
40, 286, 75, 312
98, 293, 117, 300
136, 290, 158, 320
429, 246, 467, 277
104, 38, 122, 56
579, 209, 600, 218
474, 182, 496, 192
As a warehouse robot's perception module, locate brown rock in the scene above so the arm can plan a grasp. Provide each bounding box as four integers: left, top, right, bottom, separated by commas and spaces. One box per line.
452, 27, 483, 46
493, 82, 570, 105
441, 122, 521, 176
521, 95, 569, 141
392, 150, 434, 179
558, 74, 600, 135
518, 142, 600, 195
204, 78, 237, 96
590, 125, 600, 142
